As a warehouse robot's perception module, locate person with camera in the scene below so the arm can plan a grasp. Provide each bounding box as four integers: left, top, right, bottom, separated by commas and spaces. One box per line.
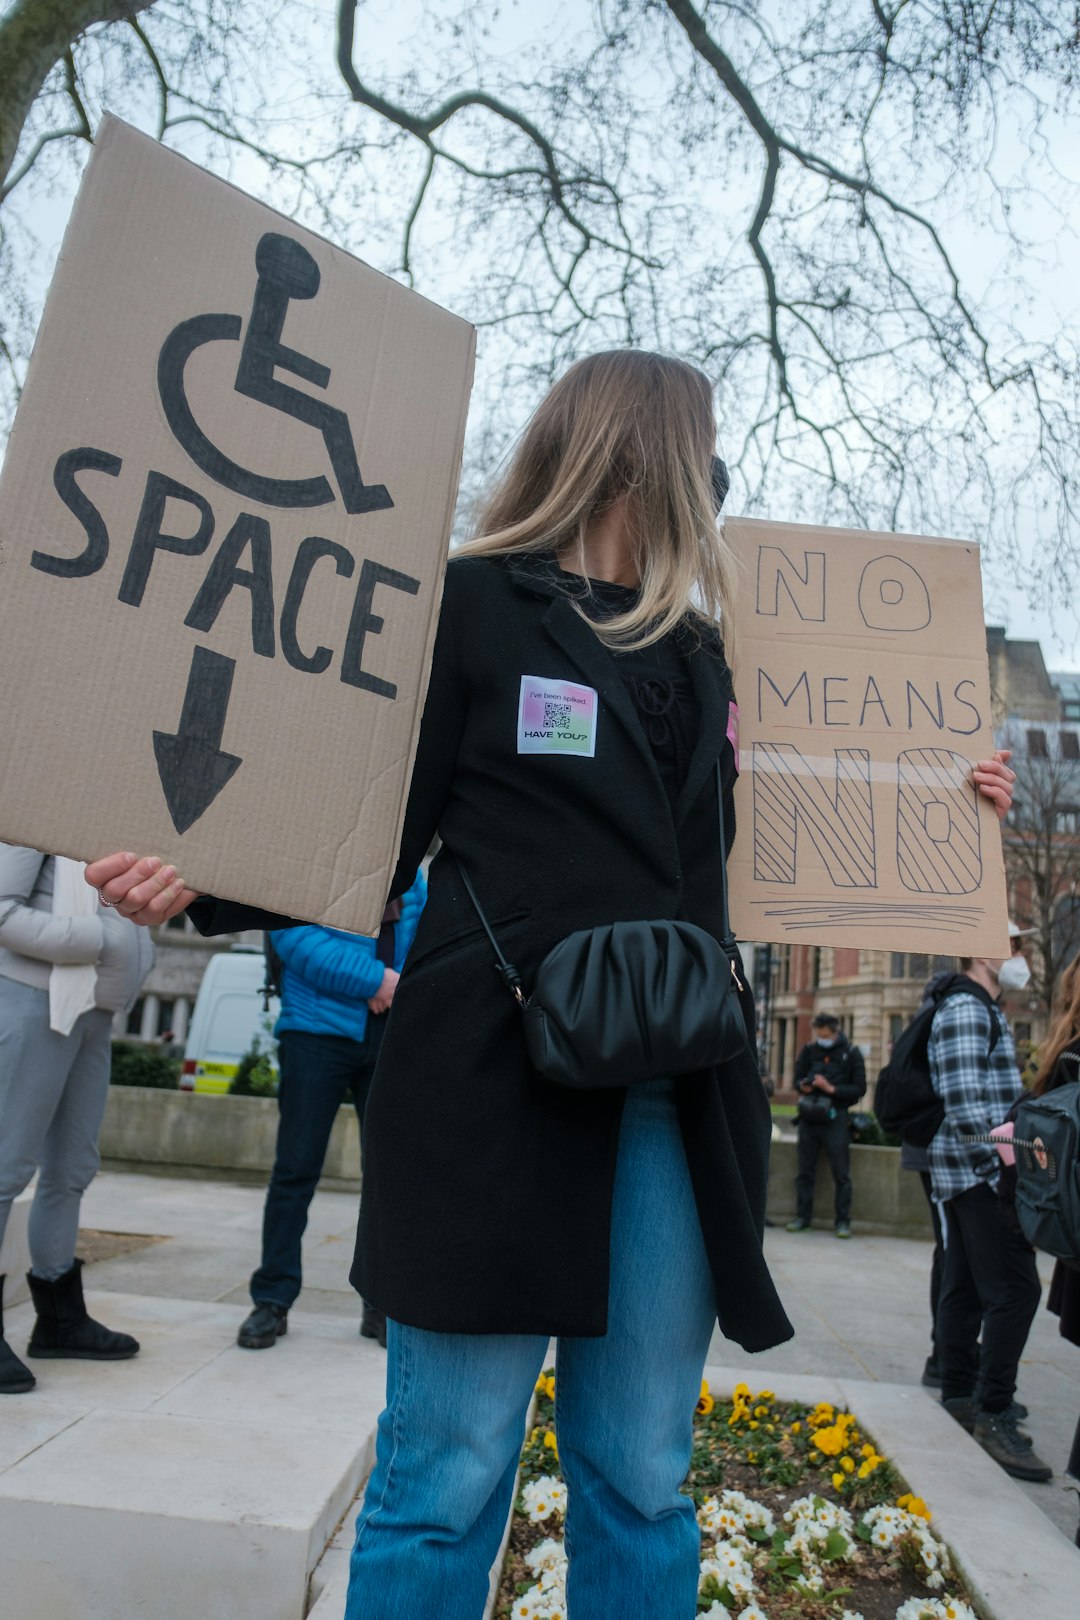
786, 1012, 866, 1238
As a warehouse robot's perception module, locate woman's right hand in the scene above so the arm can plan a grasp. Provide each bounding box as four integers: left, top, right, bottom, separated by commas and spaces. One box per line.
84, 853, 202, 926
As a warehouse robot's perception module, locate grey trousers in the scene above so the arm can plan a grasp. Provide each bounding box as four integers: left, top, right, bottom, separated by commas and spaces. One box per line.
0, 975, 114, 1278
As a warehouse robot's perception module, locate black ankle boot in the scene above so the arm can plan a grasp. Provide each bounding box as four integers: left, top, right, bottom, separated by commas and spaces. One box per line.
360, 1302, 387, 1348
0, 1275, 36, 1393
26, 1259, 139, 1360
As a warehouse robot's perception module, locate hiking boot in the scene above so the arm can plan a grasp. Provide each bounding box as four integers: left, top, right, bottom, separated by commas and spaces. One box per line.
0, 1276, 35, 1394
785, 1218, 810, 1232
26, 1261, 139, 1360
973, 1410, 1052, 1483
835, 1223, 852, 1239
942, 1395, 977, 1432
237, 1302, 288, 1350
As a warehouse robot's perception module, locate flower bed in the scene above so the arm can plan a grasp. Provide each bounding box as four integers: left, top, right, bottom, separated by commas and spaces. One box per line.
494, 1374, 980, 1620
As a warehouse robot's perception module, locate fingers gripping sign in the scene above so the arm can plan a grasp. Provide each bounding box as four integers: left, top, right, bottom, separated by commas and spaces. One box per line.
85, 853, 201, 926
972, 748, 1016, 821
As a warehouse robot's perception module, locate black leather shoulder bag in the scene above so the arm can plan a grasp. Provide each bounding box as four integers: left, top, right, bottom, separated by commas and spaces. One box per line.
458, 763, 749, 1089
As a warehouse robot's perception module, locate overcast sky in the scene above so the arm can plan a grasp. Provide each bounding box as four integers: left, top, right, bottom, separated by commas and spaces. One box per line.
5, 0, 1079, 670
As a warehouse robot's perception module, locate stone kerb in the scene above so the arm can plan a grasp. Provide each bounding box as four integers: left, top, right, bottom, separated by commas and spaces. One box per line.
99, 1088, 933, 1236
766, 1139, 934, 1238
98, 1086, 361, 1187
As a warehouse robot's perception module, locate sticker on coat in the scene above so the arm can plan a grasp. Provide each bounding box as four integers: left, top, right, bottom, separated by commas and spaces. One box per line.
517, 676, 598, 757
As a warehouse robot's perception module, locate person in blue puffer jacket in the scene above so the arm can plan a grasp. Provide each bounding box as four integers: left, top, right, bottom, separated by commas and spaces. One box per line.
237, 870, 426, 1351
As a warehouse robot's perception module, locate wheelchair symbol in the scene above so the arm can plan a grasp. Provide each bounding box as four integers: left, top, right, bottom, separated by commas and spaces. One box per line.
157, 232, 394, 515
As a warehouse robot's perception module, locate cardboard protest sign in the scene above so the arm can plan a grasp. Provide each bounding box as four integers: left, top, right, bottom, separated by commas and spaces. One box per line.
725, 517, 1010, 955
0, 117, 474, 933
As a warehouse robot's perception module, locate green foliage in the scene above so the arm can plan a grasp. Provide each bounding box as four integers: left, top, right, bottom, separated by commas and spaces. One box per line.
229, 1041, 278, 1097
109, 1041, 180, 1090
849, 1111, 896, 1147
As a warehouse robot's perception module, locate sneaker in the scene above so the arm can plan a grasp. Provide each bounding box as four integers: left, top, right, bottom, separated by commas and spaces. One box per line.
921, 1359, 943, 1390
973, 1410, 1052, 1482
237, 1302, 288, 1350
942, 1395, 978, 1432
785, 1219, 810, 1232
835, 1224, 852, 1239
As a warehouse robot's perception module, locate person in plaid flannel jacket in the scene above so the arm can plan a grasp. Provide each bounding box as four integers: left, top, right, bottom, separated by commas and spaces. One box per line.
928, 931, 1051, 1483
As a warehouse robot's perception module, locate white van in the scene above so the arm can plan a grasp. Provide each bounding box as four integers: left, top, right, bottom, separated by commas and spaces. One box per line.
181, 946, 279, 1094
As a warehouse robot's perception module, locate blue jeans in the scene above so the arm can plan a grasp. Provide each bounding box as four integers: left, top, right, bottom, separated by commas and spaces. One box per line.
251, 1023, 383, 1308
346, 1081, 718, 1620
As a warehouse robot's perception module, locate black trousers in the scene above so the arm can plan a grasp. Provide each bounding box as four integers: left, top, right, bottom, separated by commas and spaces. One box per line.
251, 1021, 385, 1308
919, 1170, 945, 1365
937, 1181, 1042, 1411
794, 1115, 852, 1225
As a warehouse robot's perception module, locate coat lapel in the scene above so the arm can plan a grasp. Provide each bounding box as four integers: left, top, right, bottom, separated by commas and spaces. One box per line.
675, 635, 731, 830
506, 556, 666, 796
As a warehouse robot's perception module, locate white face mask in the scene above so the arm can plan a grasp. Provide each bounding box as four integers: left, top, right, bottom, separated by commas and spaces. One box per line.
997, 955, 1031, 993
815, 1035, 837, 1048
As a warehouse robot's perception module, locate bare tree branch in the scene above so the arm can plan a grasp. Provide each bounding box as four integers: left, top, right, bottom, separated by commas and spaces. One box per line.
0, 0, 153, 191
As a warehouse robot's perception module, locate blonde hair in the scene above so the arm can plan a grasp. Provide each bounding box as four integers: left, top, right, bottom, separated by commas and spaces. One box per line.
458, 350, 734, 650
1034, 957, 1080, 1094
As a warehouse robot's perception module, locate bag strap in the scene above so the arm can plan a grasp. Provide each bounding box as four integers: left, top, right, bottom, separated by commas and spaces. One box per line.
459, 756, 739, 1004
456, 863, 526, 1005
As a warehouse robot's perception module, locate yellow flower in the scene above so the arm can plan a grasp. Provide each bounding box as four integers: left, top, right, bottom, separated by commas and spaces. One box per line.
813, 1425, 847, 1457
756, 1389, 775, 1403
841, 1457, 855, 1474
700, 1379, 711, 1400
791, 1421, 802, 1434
832, 1472, 845, 1490
898, 1492, 931, 1521
748, 1420, 759, 1430
697, 1392, 715, 1415
754, 1405, 769, 1418
543, 1430, 559, 1458
809, 1450, 821, 1464
733, 1382, 751, 1399
861, 1443, 875, 1458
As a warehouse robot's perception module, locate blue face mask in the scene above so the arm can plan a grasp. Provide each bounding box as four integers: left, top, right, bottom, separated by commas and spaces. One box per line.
816, 1035, 837, 1048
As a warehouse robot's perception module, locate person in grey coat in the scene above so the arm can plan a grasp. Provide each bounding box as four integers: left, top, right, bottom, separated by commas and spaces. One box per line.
0, 843, 154, 1394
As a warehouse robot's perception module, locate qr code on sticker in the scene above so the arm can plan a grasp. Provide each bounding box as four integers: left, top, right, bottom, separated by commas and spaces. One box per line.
544, 701, 572, 728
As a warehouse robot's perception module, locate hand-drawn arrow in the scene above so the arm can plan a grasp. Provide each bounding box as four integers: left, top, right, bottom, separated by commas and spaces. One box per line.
153, 646, 243, 834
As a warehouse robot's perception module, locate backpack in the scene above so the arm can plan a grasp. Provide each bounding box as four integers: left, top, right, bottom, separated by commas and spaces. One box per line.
873, 976, 999, 1147
261, 931, 285, 1014
1013, 1065, 1080, 1265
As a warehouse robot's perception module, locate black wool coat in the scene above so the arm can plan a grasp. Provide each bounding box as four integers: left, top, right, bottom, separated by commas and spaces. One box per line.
191, 555, 794, 1352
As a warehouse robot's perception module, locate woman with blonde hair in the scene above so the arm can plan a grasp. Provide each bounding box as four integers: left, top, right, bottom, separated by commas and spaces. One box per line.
1034, 956, 1080, 1541
87, 350, 1015, 1619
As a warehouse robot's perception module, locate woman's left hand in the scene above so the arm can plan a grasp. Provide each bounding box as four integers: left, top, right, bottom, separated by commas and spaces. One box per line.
973, 749, 1015, 821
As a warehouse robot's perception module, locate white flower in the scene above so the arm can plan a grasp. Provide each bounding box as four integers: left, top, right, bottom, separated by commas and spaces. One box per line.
736, 1605, 771, 1620
839, 1612, 866, 1620
524, 1537, 567, 1578
507, 1590, 547, 1620
894, 1600, 979, 1620
520, 1475, 566, 1524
